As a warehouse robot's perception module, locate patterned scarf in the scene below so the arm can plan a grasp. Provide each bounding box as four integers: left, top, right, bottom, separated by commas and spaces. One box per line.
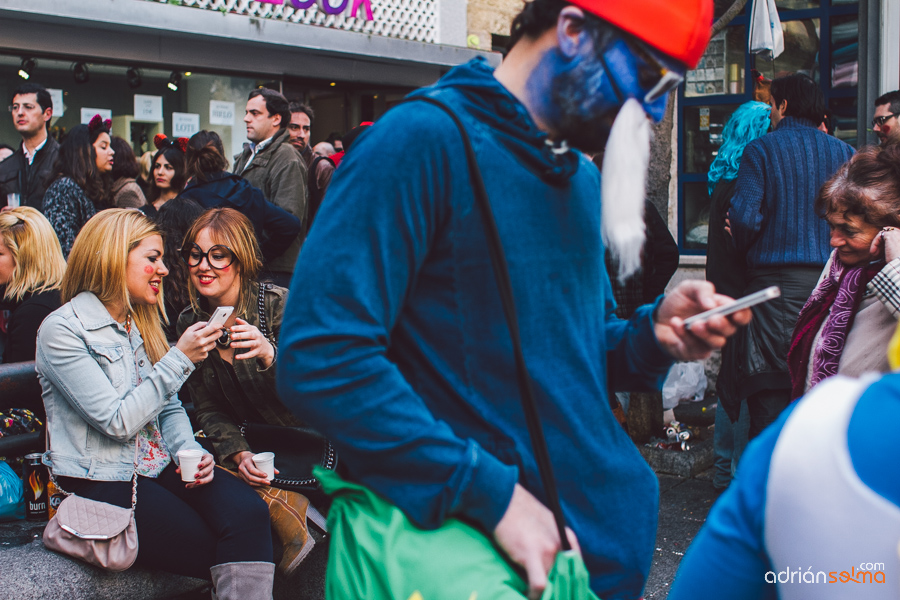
788, 257, 882, 400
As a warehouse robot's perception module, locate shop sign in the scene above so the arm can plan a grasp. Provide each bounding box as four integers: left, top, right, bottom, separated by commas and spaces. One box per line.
81, 108, 112, 125
134, 95, 164, 123
48, 89, 64, 118
258, 0, 374, 20
173, 112, 200, 137
210, 101, 235, 126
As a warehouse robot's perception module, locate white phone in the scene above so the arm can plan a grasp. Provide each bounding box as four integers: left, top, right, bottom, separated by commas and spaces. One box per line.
207, 306, 234, 331
683, 286, 780, 330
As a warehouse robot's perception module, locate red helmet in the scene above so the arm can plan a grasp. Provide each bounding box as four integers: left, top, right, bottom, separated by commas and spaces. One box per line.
568, 0, 713, 69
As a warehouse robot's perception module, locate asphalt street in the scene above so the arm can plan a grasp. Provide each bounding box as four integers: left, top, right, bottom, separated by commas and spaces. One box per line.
644, 468, 720, 599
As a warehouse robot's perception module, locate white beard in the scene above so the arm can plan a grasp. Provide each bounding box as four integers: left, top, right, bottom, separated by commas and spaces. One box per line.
601, 98, 652, 283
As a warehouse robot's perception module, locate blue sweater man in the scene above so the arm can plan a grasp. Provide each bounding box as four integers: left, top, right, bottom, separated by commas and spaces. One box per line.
276, 2, 742, 598
727, 74, 854, 438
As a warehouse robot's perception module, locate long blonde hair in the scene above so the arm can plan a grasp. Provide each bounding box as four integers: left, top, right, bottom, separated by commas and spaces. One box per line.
184, 208, 263, 319
61, 209, 169, 363
0, 207, 66, 302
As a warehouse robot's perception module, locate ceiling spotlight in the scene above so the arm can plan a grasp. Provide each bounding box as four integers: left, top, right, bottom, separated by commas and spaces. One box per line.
18, 58, 35, 80
126, 67, 142, 89
73, 62, 90, 84
167, 71, 182, 92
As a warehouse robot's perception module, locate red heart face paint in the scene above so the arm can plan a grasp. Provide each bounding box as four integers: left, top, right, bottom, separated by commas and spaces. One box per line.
220, 265, 230, 272
144, 265, 155, 275
882, 124, 892, 138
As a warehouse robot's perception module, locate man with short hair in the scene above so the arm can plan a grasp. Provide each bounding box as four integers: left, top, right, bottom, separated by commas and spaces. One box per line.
728, 73, 855, 439
0, 83, 59, 209
277, 1, 750, 598
288, 101, 334, 234
233, 88, 307, 286
873, 90, 900, 147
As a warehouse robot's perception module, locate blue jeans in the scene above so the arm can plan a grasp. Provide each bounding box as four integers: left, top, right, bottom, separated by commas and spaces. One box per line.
57, 462, 272, 579
713, 399, 749, 489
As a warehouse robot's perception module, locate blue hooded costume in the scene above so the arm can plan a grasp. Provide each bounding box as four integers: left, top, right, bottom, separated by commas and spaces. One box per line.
277, 57, 674, 598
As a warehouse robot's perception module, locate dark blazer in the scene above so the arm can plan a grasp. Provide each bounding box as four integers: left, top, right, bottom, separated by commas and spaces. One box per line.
0, 136, 60, 209
180, 172, 302, 262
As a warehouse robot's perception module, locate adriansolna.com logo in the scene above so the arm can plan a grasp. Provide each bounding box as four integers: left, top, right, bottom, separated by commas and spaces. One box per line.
766, 563, 887, 584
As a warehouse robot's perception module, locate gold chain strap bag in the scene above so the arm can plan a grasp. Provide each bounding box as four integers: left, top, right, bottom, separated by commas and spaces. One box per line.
43, 438, 139, 571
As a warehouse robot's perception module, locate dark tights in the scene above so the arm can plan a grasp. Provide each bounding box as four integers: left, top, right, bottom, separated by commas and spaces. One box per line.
57, 463, 272, 580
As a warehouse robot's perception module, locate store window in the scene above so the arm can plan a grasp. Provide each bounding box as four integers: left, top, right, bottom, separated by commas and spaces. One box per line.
0, 56, 276, 162
677, 1, 859, 254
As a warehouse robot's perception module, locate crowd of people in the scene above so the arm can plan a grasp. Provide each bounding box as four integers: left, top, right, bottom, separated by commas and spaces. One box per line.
1, 0, 900, 598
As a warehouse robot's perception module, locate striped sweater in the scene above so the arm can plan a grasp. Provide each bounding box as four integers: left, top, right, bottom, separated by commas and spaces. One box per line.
730, 117, 855, 269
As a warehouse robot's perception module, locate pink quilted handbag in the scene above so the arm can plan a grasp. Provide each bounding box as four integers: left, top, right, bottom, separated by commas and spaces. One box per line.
42, 439, 139, 571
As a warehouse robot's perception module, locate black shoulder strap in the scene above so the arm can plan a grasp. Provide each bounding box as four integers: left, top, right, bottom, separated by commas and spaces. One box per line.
400, 96, 571, 551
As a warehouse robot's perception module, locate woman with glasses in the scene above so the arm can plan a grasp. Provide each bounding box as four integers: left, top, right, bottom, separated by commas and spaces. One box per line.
176, 208, 317, 579
36, 209, 274, 598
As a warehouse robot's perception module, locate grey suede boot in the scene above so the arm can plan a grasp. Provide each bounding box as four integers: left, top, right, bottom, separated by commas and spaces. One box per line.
210, 561, 275, 600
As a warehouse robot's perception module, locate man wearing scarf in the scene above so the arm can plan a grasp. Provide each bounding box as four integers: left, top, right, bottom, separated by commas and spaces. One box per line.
277, 1, 751, 598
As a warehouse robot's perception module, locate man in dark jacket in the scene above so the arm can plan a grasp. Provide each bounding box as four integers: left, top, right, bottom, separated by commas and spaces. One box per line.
0, 83, 59, 209
233, 88, 307, 287
729, 73, 855, 438
287, 101, 334, 236
277, 2, 750, 599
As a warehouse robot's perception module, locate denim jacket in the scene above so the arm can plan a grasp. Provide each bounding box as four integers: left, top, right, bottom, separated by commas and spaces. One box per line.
36, 291, 200, 481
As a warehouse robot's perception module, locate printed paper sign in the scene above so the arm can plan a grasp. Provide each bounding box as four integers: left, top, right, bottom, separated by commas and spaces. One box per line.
81, 108, 112, 125
173, 112, 200, 137
699, 107, 710, 132
47, 89, 64, 118
134, 95, 163, 122
210, 101, 235, 126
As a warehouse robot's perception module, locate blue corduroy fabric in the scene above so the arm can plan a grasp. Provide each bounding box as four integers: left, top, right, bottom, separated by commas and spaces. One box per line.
730, 117, 855, 269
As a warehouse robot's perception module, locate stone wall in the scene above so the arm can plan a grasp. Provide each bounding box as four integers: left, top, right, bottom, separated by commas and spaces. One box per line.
466, 0, 522, 49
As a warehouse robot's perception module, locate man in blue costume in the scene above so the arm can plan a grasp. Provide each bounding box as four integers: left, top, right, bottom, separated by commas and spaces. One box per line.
277, 1, 749, 598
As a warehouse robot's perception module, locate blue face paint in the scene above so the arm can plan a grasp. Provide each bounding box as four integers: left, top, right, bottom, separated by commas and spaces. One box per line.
525, 29, 685, 153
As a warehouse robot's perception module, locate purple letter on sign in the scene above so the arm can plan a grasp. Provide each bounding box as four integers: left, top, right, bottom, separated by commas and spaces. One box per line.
317, 0, 349, 15
290, 0, 316, 7
351, 0, 374, 20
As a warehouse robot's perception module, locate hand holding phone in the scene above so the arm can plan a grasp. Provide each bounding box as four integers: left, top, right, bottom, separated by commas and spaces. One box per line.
207, 306, 235, 331
683, 286, 780, 330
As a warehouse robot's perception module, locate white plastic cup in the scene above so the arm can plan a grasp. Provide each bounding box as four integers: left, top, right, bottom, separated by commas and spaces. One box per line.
6, 194, 20, 208
177, 449, 204, 482
251, 452, 275, 481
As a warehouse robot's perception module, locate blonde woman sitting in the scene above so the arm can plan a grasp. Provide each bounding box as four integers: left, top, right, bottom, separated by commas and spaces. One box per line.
0, 206, 65, 367
36, 209, 275, 599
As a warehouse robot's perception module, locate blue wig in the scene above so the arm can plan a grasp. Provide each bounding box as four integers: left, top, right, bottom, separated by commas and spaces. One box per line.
707, 101, 772, 195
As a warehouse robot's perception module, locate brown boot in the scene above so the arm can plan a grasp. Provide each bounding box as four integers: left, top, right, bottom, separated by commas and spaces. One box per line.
256, 486, 315, 578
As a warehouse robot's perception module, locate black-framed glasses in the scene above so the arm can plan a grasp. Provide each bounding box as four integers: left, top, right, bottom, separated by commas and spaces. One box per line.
873, 113, 899, 128
181, 243, 236, 269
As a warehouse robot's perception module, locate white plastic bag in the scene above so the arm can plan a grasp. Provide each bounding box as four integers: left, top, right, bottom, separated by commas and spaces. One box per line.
662, 362, 708, 409
749, 0, 784, 59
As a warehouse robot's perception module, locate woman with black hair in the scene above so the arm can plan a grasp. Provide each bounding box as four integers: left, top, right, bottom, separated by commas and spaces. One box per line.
180, 130, 301, 263
142, 134, 186, 219
109, 136, 147, 209
156, 196, 205, 342
41, 114, 114, 257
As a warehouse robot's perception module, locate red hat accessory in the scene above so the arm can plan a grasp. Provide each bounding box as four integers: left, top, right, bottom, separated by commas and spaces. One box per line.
88, 114, 110, 134
153, 134, 168, 151
175, 137, 189, 153
567, 0, 713, 69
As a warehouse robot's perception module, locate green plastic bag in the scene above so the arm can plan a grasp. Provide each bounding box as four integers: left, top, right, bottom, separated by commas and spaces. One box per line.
315, 467, 600, 600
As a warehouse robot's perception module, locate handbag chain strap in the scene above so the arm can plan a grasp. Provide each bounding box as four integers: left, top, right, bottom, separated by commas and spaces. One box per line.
257, 282, 269, 340
400, 96, 571, 551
